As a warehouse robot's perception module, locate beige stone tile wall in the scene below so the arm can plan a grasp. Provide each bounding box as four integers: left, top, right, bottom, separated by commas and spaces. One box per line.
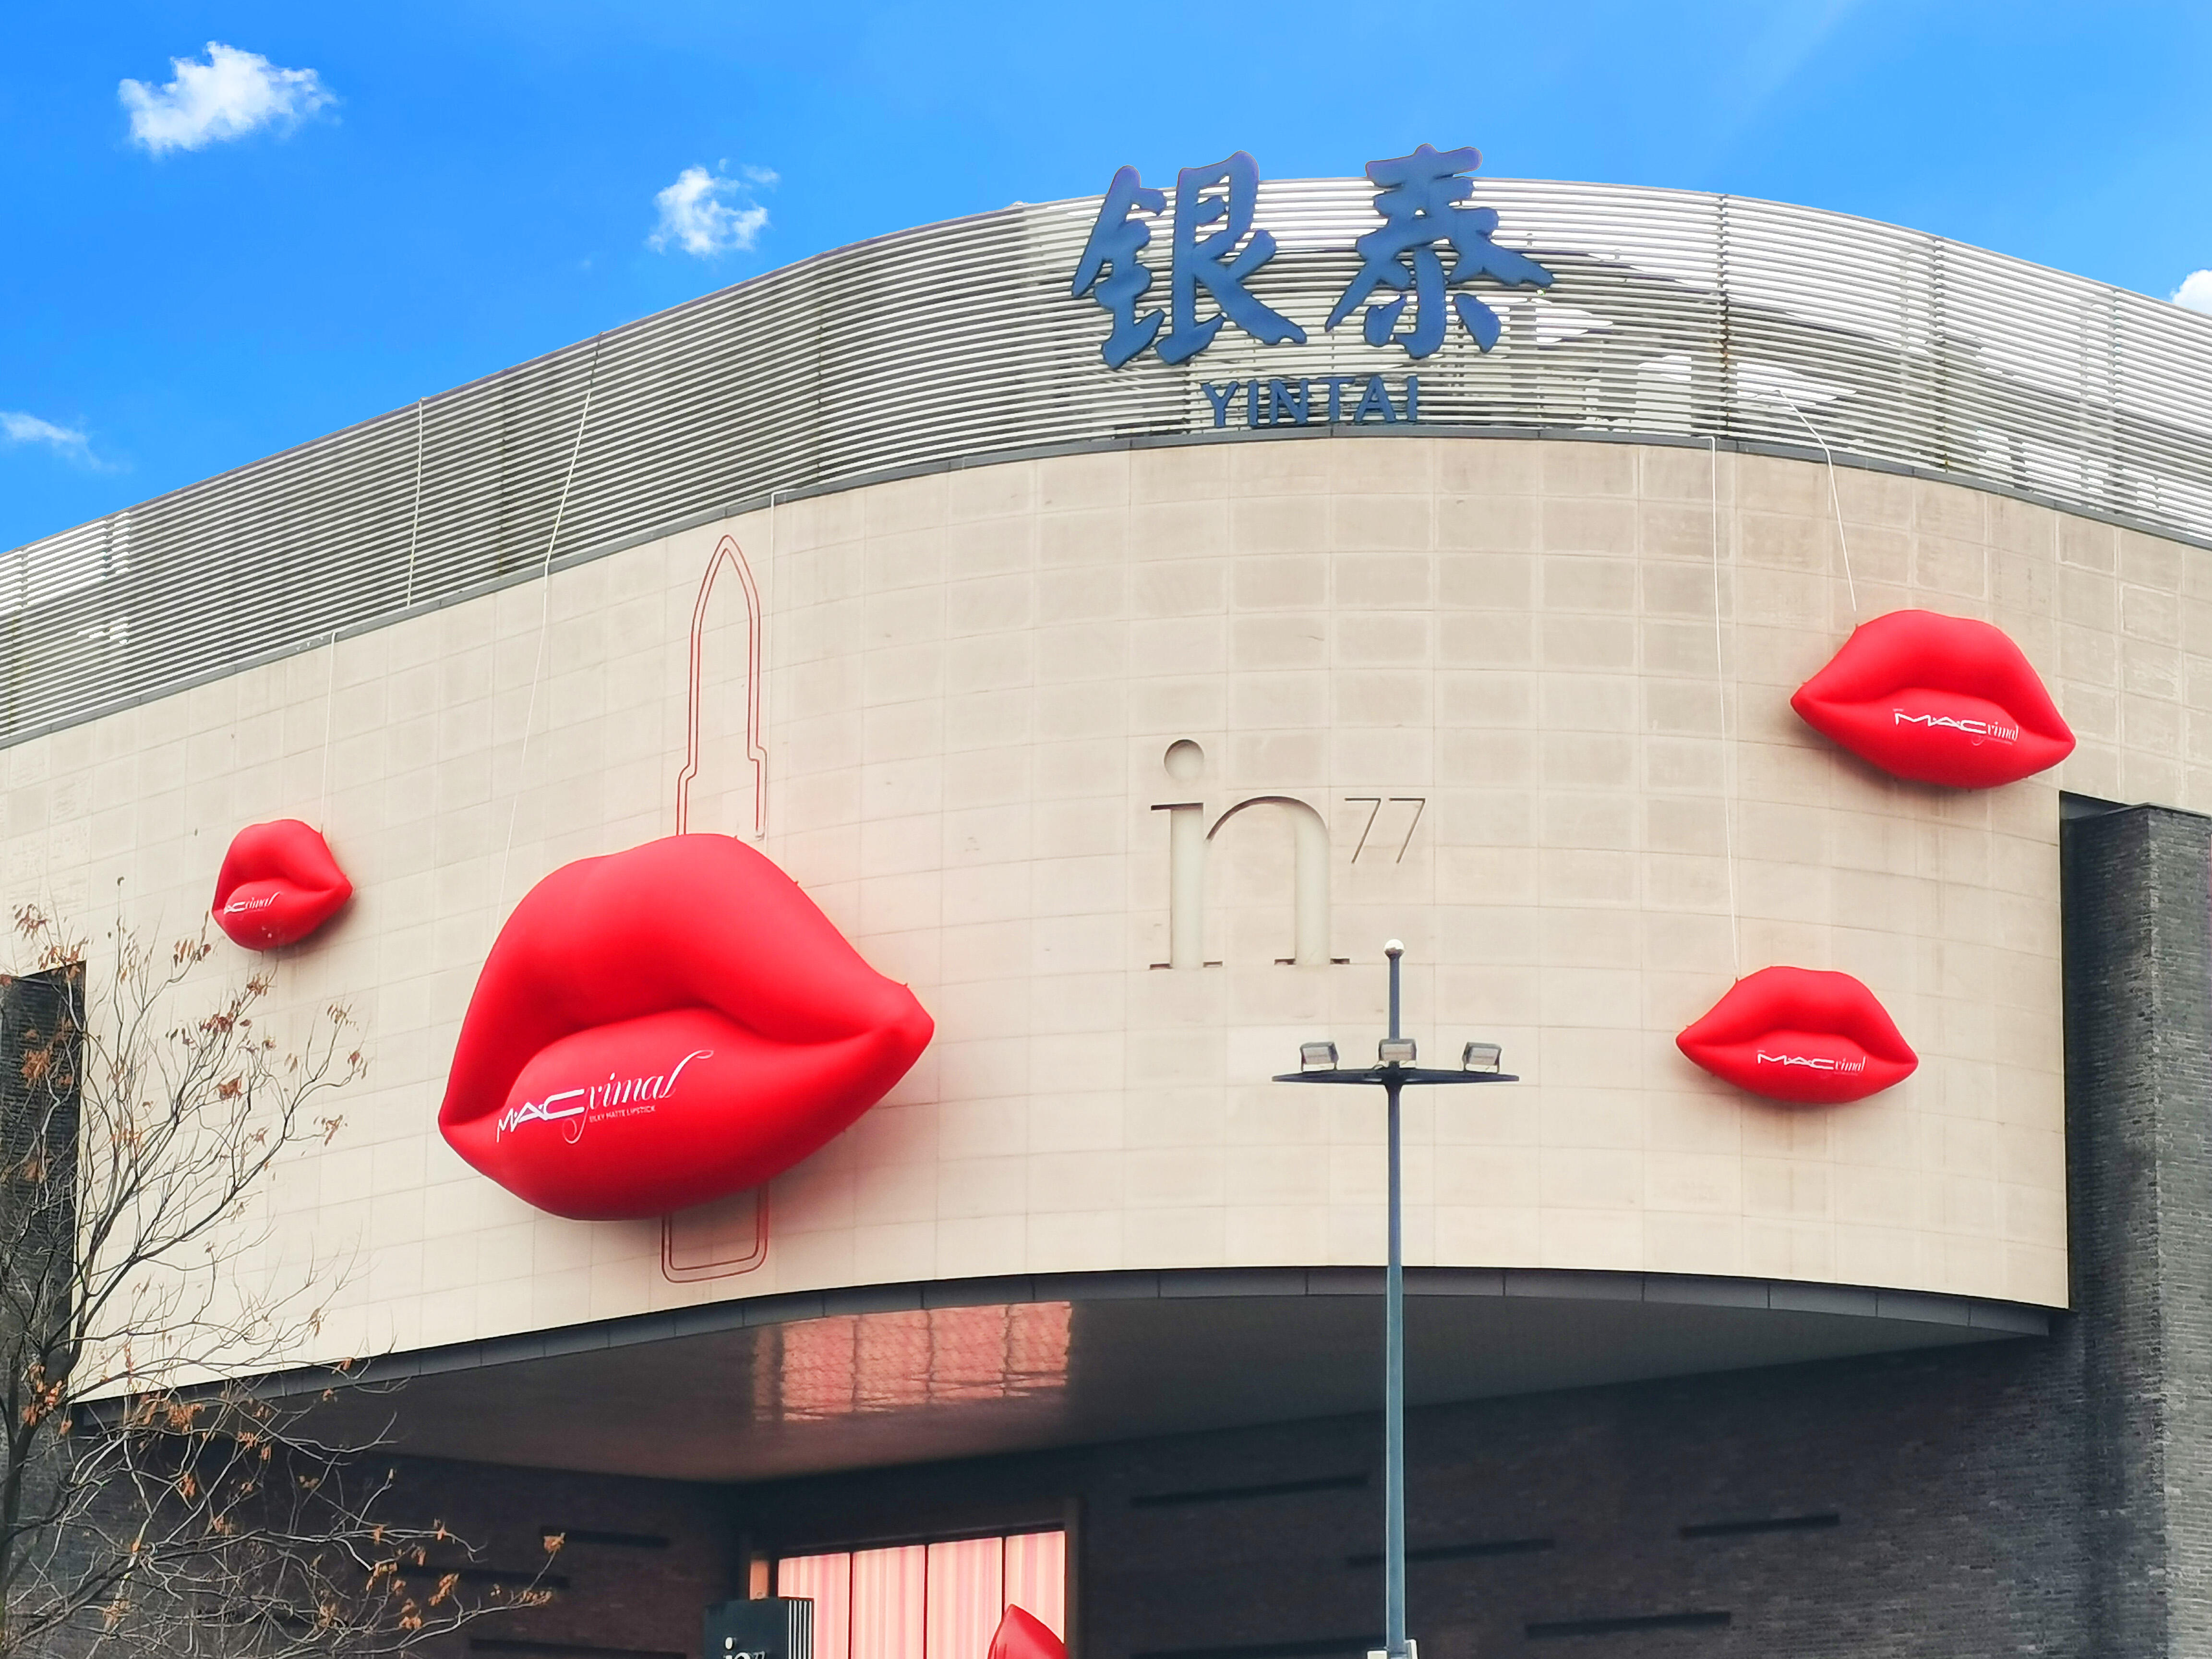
8, 434, 2184, 1366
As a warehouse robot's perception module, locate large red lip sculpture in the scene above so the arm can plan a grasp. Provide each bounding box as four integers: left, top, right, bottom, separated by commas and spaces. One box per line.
989, 1608, 1066, 1659
1676, 966, 1917, 1105
211, 820, 353, 949
439, 834, 933, 1221
1790, 609, 2074, 789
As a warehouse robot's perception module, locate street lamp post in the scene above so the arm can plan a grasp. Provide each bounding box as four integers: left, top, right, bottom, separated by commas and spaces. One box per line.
1273, 942, 1517, 1659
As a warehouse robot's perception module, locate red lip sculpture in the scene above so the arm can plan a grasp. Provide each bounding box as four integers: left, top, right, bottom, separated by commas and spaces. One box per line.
989, 1609, 1066, 1659
211, 820, 353, 949
1676, 966, 1917, 1105
1790, 609, 2074, 789
439, 834, 933, 1221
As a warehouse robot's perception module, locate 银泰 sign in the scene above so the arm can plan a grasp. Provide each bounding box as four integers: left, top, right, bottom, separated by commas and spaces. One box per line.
1070, 145, 1552, 374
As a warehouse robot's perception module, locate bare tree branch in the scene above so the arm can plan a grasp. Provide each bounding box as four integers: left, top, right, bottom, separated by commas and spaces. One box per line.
0, 908, 556, 1657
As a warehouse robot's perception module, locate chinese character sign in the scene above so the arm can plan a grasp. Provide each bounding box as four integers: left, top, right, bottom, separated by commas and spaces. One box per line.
1160, 152, 1305, 364
1073, 144, 1551, 371
1326, 144, 1552, 358
1070, 166, 1166, 369
1071, 151, 1303, 369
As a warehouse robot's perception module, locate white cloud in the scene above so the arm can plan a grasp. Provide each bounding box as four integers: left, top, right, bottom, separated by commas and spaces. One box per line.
119, 42, 334, 155
1, 412, 93, 458
2174, 271, 2212, 316
648, 165, 771, 257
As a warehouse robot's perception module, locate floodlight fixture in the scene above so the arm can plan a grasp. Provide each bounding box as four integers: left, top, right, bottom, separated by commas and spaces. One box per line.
1378, 1037, 1418, 1068
1301, 1041, 1341, 1073
1462, 1042, 1503, 1074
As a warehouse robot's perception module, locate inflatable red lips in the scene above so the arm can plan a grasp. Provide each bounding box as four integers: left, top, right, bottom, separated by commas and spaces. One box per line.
1676, 965, 1917, 1105
1791, 609, 2074, 789
211, 820, 353, 949
989, 1608, 1066, 1659
439, 834, 933, 1221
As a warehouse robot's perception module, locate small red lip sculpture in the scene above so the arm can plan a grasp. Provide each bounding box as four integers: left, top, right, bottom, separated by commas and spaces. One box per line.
439, 834, 934, 1222
1676, 966, 1917, 1105
988, 1609, 1066, 1659
211, 820, 353, 949
1791, 609, 2075, 789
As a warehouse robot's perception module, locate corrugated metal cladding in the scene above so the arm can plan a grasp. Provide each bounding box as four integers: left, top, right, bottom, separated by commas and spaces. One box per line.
6, 175, 2212, 747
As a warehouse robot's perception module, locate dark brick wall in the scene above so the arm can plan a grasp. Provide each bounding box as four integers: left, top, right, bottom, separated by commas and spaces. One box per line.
368, 801, 2212, 1659
2064, 802, 2212, 1658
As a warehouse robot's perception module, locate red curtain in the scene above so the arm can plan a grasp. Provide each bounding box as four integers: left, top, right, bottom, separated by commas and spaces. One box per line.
777, 1552, 855, 1659
1003, 1532, 1065, 1639
851, 1543, 927, 1659
926, 1538, 1004, 1659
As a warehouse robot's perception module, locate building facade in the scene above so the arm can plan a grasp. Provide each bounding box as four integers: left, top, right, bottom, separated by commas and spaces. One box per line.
8, 167, 2212, 1656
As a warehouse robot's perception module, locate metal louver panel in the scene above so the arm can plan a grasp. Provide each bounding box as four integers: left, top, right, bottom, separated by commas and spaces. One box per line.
7, 176, 2212, 747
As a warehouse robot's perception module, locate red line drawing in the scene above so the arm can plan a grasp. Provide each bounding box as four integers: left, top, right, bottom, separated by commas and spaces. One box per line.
664, 531, 771, 1282
675, 533, 767, 838
662, 1190, 770, 1282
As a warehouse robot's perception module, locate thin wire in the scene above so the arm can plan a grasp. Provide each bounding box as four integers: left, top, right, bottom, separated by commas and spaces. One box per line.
317, 628, 338, 830
402, 398, 424, 610
1783, 400, 1859, 622
495, 336, 604, 917
1709, 436, 1742, 982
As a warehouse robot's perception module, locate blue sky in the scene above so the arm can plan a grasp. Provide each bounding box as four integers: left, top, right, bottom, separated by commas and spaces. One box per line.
5, 0, 2210, 552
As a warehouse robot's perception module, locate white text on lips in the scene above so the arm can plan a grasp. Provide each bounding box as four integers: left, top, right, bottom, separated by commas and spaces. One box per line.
1892, 708, 2019, 745
1755, 1051, 1867, 1073
495, 1048, 715, 1141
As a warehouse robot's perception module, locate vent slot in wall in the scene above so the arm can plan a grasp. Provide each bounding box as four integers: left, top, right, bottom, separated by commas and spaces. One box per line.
1346, 1537, 1554, 1566
1527, 1612, 1731, 1640
1680, 1512, 1840, 1539
540, 1527, 673, 1550
1131, 1474, 1367, 1509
